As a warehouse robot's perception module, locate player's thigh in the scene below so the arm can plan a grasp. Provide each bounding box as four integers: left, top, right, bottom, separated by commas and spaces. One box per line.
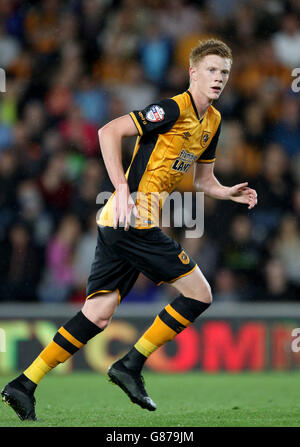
170, 265, 212, 303
86, 226, 140, 314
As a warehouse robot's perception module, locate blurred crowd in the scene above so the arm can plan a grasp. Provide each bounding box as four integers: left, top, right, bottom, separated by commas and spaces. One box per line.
0, 0, 300, 304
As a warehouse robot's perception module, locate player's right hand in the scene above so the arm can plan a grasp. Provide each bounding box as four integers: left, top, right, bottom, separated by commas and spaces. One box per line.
113, 183, 140, 231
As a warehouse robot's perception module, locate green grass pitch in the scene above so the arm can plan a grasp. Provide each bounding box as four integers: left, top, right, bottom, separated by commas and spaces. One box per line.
1, 371, 300, 427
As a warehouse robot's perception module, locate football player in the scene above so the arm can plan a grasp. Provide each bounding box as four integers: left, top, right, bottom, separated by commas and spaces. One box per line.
1, 38, 257, 420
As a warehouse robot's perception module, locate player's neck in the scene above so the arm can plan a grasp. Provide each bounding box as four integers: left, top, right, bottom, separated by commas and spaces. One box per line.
188, 86, 213, 120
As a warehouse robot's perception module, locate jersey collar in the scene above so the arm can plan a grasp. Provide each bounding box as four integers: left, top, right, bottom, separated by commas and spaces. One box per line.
186, 90, 205, 123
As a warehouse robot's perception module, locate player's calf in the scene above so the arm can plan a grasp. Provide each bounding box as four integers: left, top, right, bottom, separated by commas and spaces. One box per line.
1, 310, 103, 421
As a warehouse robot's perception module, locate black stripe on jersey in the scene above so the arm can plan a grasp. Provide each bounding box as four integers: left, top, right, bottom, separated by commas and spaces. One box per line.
127, 99, 180, 194
53, 332, 79, 355
158, 309, 186, 334
187, 90, 203, 122
127, 134, 158, 194
198, 122, 221, 162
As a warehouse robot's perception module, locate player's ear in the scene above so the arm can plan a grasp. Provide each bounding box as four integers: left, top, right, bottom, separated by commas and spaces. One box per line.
189, 65, 197, 82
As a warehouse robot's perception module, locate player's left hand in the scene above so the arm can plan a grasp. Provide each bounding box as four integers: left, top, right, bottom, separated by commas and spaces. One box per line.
228, 182, 257, 209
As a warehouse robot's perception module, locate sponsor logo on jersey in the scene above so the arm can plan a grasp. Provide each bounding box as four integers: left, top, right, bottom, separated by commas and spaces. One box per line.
146, 105, 165, 122
171, 150, 198, 173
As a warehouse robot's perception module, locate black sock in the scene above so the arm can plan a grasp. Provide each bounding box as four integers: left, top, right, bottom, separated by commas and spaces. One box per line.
121, 347, 147, 373
13, 373, 37, 395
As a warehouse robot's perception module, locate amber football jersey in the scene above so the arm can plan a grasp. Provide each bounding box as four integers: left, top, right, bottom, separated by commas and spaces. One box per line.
98, 90, 221, 229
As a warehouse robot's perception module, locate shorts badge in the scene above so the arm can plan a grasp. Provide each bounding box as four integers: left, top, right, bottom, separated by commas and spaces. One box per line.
178, 250, 190, 265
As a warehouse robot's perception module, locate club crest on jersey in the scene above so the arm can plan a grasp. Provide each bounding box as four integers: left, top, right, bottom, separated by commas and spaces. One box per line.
146, 105, 165, 122
201, 131, 211, 147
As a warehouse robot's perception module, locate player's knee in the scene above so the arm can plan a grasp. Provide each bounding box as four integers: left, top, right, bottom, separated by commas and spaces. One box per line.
201, 286, 213, 304
81, 292, 118, 329
97, 317, 112, 330
192, 282, 212, 304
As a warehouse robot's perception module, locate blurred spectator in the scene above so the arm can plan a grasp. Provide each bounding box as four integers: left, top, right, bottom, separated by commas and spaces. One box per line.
138, 21, 173, 85
235, 40, 291, 98
213, 268, 240, 302
58, 12, 80, 48
37, 152, 73, 221
38, 214, 81, 302
272, 13, 300, 68
268, 95, 300, 159
22, 100, 49, 142
45, 72, 74, 120
273, 214, 300, 287
0, 23, 21, 69
208, 0, 242, 21
111, 62, 158, 112
252, 143, 292, 239
7, 50, 34, 81
74, 75, 109, 125
259, 257, 300, 301
0, 150, 20, 236
58, 41, 85, 89
16, 179, 53, 246
71, 159, 104, 222
93, 51, 129, 86
12, 121, 43, 178
71, 213, 98, 303
59, 106, 99, 156
219, 120, 261, 177
0, 222, 43, 302
0, 124, 14, 151
25, 0, 61, 56
41, 129, 66, 158
79, 0, 106, 63
242, 101, 268, 147
221, 214, 260, 297
158, 0, 203, 40
101, 3, 144, 61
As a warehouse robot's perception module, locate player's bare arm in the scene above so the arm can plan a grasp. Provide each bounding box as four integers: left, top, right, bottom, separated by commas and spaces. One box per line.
98, 115, 140, 230
194, 162, 258, 209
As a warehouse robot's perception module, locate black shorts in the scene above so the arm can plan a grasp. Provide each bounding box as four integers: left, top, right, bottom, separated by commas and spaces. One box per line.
86, 226, 197, 302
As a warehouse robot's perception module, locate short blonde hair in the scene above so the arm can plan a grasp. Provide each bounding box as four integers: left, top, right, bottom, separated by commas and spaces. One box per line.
189, 38, 233, 67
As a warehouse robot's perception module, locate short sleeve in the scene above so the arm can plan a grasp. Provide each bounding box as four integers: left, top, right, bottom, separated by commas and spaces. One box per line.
197, 121, 221, 164
130, 98, 180, 136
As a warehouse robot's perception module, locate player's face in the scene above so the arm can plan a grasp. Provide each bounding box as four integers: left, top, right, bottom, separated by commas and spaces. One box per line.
190, 54, 231, 101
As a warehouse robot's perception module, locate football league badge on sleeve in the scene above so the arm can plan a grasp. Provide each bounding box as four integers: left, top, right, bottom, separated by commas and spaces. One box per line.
146, 105, 165, 122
